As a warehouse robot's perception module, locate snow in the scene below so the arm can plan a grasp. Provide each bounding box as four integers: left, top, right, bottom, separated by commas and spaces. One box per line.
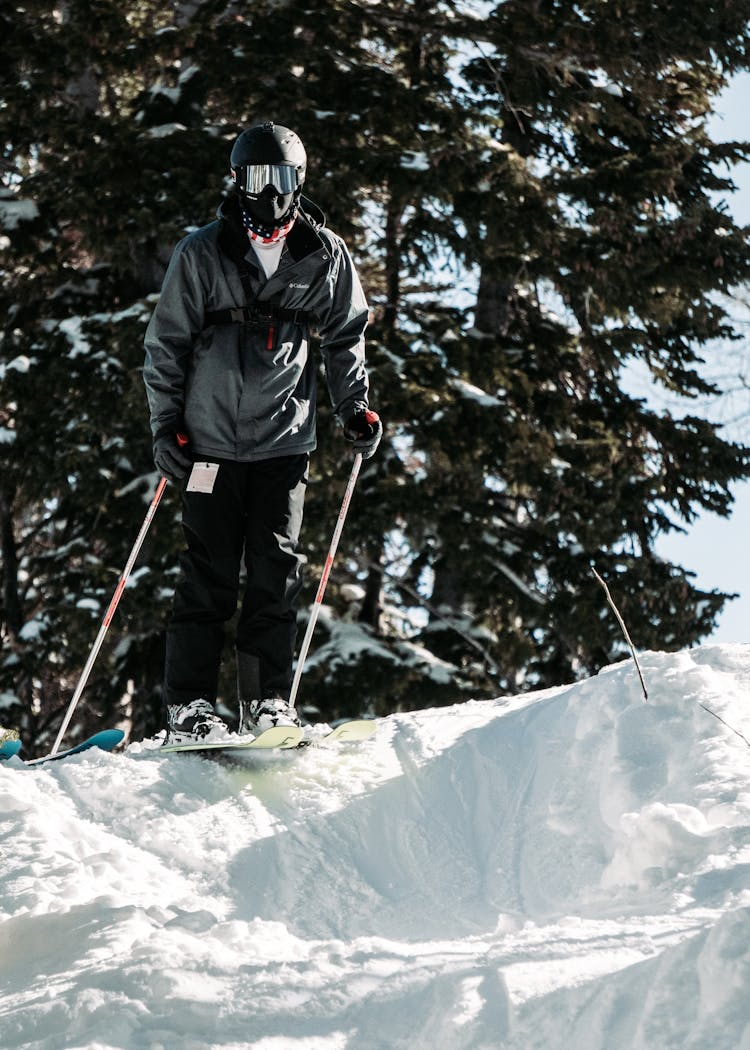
449, 376, 502, 407
16, 618, 45, 642
146, 124, 188, 139
0, 355, 35, 378
59, 316, 91, 359
400, 151, 430, 172
0, 195, 39, 230
3, 644, 750, 1048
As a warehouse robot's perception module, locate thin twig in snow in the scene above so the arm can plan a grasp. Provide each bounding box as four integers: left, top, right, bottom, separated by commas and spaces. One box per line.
591, 566, 649, 702
697, 702, 750, 750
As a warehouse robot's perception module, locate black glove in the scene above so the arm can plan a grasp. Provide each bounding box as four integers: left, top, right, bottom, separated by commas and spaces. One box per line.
342, 408, 383, 460
153, 426, 192, 482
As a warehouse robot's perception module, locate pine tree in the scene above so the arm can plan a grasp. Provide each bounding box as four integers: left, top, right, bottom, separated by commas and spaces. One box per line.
2, 0, 749, 751
0, 1, 221, 749
298, 0, 750, 713
400, 0, 750, 694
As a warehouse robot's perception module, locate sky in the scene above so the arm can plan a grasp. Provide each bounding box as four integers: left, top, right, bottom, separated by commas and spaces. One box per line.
655, 73, 750, 644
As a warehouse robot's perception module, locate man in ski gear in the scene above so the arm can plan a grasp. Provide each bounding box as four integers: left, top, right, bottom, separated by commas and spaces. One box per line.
143, 121, 381, 744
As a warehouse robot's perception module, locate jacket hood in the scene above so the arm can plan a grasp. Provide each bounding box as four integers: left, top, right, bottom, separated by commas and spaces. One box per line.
297, 194, 326, 229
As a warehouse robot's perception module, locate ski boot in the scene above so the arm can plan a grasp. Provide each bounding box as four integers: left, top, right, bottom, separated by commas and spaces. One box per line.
239, 697, 302, 736
165, 699, 228, 745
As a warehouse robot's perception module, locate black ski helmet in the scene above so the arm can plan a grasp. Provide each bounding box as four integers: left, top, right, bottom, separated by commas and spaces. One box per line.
230, 122, 307, 237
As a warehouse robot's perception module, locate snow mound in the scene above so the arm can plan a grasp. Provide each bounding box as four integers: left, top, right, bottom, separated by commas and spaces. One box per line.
2, 644, 750, 1049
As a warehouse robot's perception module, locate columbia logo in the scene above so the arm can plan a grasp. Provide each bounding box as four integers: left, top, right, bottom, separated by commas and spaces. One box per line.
288, 282, 310, 289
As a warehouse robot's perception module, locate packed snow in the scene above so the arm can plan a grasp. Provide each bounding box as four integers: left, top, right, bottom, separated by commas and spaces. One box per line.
2, 644, 750, 1049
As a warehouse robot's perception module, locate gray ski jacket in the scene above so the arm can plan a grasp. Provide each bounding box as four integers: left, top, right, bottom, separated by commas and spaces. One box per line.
143, 195, 370, 461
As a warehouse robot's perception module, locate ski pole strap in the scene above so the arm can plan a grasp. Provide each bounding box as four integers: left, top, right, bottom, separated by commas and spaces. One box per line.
203, 304, 312, 328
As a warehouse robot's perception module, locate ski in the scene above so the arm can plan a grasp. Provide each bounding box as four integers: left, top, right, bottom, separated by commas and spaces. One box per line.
0, 738, 21, 760
157, 720, 375, 757
159, 724, 304, 755
0, 729, 125, 766
298, 719, 377, 748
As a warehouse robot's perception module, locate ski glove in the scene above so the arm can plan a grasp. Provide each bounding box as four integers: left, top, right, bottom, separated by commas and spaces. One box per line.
342, 408, 383, 460
153, 427, 192, 482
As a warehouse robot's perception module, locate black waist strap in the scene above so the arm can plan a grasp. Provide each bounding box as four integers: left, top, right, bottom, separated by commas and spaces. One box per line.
204, 304, 313, 327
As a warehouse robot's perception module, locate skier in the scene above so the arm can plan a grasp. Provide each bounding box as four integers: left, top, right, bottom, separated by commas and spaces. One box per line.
143, 122, 382, 745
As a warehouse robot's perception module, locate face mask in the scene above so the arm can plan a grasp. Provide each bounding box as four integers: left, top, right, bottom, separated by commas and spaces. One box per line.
241, 205, 297, 244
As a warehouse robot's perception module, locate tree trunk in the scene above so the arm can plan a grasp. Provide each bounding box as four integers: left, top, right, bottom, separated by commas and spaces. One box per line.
383, 191, 403, 334
0, 485, 23, 638
474, 269, 515, 337
359, 559, 384, 633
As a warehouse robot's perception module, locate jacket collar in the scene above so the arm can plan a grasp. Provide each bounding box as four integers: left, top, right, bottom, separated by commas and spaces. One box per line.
217, 194, 329, 267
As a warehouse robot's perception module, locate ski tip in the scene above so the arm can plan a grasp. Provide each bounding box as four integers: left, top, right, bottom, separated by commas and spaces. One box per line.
0, 739, 22, 760
298, 720, 378, 748
87, 729, 126, 750
327, 720, 378, 742
20, 728, 126, 767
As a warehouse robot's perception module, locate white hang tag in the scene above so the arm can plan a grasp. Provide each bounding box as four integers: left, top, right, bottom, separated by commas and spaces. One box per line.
186, 462, 219, 494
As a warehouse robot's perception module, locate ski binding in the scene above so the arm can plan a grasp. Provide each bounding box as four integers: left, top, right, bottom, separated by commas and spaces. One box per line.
159, 724, 304, 755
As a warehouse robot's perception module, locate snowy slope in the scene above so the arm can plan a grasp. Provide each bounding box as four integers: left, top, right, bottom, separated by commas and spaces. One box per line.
2, 644, 750, 1050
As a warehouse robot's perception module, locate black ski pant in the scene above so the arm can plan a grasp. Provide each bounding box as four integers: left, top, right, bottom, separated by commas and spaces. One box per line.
164, 454, 308, 710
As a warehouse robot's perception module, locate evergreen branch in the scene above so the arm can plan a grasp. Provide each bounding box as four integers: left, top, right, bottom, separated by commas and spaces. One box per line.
489, 558, 547, 606
465, 35, 528, 135
352, 560, 503, 680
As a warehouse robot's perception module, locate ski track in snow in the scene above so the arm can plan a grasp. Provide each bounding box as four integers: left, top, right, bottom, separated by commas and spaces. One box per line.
2, 644, 750, 1049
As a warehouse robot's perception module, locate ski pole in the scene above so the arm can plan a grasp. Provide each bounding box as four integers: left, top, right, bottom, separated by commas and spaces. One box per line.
289, 452, 363, 710
51, 475, 168, 756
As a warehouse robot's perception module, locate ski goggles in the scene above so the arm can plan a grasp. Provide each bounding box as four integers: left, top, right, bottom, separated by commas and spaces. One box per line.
238, 163, 300, 197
